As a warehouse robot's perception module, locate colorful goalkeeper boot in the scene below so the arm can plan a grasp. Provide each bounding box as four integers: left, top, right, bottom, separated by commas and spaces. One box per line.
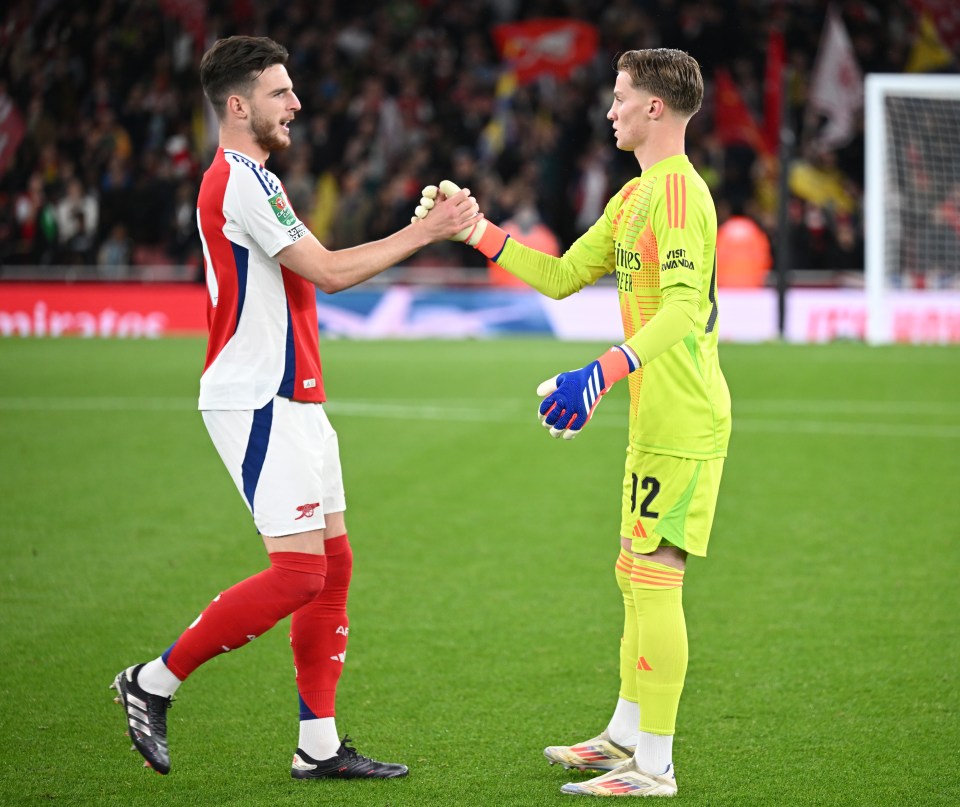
560, 759, 677, 797
111, 664, 173, 774
544, 730, 635, 771
291, 737, 409, 779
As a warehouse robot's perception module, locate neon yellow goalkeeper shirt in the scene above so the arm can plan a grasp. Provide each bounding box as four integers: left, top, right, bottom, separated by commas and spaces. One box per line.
495, 154, 731, 460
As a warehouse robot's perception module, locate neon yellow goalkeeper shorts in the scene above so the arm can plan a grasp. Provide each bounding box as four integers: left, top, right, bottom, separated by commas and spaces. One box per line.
619, 447, 725, 557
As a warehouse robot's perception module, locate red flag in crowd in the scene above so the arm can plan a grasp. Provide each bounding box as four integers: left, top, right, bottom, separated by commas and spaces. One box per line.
158, 0, 205, 53
714, 68, 770, 155
0, 92, 24, 177
492, 19, 599, 85
762, 28, 786, 155
808, 6, 864, 149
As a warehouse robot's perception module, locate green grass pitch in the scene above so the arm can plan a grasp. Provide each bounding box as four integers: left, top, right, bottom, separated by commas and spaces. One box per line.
1, 337, 958, 806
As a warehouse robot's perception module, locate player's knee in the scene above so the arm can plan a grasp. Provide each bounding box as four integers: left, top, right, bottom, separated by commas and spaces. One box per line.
630, 557, 685, 591
323, 534, 353, 591
615, 547, 634, 595
646, 542, 687, 571
299, 534, 351, 615
269, 552, 328, 600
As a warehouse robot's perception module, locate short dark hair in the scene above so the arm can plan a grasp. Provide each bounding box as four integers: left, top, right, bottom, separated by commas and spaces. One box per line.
616, 49, 703, 118
200, 36, 289, 119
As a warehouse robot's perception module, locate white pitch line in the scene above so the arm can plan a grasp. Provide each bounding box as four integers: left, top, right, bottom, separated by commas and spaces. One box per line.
730, 419, 960, 440
326, 400, 503, 422
0, 397, 196, 411
734, 400, 960, 416
323, 402, 960, 439
0, 397, 958, 439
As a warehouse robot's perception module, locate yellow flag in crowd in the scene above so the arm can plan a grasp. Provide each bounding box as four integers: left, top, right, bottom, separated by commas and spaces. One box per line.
906, 14, 955, 73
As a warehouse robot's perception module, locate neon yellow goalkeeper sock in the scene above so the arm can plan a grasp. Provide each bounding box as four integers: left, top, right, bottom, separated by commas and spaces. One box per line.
630, 559, 687, 737
610, 549, 640, 746
615, 549, 639, 704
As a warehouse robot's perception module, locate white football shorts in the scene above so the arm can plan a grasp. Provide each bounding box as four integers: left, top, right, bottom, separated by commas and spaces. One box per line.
202, 396, 346, 537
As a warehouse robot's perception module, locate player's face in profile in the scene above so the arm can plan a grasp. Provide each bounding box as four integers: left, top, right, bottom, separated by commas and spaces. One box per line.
249, 64, 301, 153
607, 71, 650, 152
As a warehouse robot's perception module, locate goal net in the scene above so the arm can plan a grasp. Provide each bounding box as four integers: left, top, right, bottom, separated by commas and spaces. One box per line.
864, 74, 960, 344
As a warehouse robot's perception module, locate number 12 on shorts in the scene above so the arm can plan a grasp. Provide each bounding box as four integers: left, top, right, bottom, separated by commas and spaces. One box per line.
631, 474, 660, 518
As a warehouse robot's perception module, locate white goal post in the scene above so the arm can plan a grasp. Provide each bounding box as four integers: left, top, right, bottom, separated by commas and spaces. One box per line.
864, 74, 960, 344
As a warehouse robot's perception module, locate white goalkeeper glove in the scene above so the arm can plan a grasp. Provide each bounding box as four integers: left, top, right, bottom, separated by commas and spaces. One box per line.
412, 180, 510, 259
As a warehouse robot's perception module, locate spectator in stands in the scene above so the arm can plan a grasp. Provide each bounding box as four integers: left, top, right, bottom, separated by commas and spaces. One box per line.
13, 173, 58, 265
169, 180, 201, 271
0, 0, 916, 276
328, 167, 374, 250
716, 208, 772, 288
96, 223, 133, 279
283, 149, 317, 228
573, 139, 612, 235
489, 187, 561, 288
87, 108, 133, 170
55, 177, 99, 264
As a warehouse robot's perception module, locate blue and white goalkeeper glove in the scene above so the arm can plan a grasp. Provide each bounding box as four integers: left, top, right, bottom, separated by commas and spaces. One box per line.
537, 346, 639, 439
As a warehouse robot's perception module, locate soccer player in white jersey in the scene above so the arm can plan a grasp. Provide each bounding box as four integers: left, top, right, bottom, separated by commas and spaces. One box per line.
110, 35, 479, 780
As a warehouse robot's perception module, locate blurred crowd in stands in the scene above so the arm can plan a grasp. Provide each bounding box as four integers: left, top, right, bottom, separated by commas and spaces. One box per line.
0, 0, 953, 283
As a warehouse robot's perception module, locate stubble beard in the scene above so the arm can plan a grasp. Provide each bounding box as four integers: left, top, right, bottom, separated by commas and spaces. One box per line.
251, 108, 290, 154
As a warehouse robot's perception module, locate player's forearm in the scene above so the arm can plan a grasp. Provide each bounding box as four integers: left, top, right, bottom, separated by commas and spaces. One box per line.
277, 227, 430, 293
483, 188, 614, 298
494, 237, 608, 300
413, 180, 608, 296
319, 225, 436, 293
281, 187, 481, 292
624, 284, 699, 366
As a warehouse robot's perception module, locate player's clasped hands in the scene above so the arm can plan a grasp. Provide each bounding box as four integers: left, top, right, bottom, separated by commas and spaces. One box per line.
411, 180, 465, 225
411, 180, 489, 245
411, 181, 483, 241
408, 180, 481, 242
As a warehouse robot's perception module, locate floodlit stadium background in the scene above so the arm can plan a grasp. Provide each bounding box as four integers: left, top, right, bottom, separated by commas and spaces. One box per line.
1, 3, 959, 806
2, 0, 959, 343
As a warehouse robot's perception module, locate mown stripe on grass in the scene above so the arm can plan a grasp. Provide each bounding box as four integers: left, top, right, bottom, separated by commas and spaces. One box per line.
1, 397, 958, 439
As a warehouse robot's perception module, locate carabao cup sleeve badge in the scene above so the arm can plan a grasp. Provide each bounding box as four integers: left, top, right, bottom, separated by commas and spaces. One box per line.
268, 192, 297, 226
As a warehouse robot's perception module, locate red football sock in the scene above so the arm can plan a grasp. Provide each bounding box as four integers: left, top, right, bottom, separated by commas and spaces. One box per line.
291, 533, 352, 719
163, 552, 328, 681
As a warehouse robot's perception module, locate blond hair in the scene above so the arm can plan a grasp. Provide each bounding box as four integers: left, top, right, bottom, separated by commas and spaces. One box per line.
616, 49, 703, 117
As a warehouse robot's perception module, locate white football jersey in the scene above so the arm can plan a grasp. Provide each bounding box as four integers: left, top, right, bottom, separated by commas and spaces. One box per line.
196, 148, 324, 410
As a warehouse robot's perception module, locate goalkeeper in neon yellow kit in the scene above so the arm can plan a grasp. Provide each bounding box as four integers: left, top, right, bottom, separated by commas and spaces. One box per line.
415, 49, 730, 798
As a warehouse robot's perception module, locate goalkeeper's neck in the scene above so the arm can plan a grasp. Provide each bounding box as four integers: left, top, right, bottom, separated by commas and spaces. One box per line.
632, 119, 689, 172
